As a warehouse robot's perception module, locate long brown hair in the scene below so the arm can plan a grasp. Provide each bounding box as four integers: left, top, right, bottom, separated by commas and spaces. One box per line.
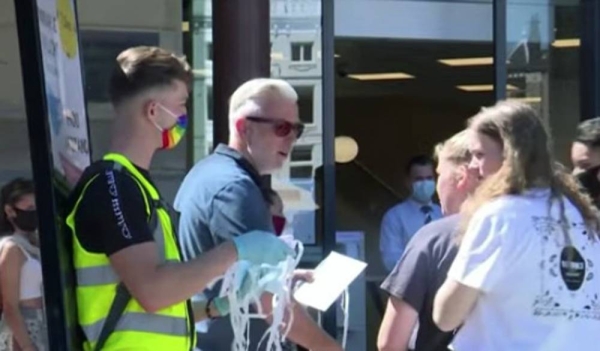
459, 101, 600, 243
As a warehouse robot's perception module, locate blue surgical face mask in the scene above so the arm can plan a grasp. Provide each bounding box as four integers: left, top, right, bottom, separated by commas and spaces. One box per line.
412, 179, 436, 203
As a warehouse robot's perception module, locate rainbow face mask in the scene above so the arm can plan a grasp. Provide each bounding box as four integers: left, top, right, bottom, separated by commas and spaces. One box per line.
155, 104, 187, 149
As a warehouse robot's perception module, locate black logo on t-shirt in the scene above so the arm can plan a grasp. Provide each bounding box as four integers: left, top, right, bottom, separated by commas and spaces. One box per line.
560, 246, 585, 291
532, 217, 600, 321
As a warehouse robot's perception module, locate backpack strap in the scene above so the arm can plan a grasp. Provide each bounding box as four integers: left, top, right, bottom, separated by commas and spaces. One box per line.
93, 283, 130, 351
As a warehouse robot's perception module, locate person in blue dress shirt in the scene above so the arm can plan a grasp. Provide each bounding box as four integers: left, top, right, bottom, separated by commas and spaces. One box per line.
380, 155, 442, 272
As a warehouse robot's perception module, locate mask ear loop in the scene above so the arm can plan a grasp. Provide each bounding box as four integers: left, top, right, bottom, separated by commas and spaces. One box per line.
150, 103, 181, 133
224, 261, 267, 351
305, 282, 350, 350
157, 103, 179, 120
221, 241, 351, 351
257, 241, 304, 351
220, 240, 304, 351
341, 288, 349, 349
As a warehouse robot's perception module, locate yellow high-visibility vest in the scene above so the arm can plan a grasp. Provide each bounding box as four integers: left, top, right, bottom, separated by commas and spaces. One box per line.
66, 153, 195, 350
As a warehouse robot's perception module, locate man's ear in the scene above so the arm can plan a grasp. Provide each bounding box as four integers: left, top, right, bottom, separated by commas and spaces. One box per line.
235, 118, 246, 136
457, 164, 479, 192
455, 165, 470, 190
142, 99, 157, 121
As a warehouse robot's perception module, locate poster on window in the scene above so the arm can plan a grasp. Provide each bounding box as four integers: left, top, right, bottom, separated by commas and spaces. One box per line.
36, 0, 90, 189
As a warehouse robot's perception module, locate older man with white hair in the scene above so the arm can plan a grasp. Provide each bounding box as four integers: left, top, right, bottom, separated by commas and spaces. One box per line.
175, 78, 341, 351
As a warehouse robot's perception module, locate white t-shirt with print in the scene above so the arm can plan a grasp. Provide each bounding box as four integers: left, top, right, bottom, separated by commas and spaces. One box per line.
448, 189, 600, 351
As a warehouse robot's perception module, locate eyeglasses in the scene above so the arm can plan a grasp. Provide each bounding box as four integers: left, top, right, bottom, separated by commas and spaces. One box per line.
246, 116, 305, 139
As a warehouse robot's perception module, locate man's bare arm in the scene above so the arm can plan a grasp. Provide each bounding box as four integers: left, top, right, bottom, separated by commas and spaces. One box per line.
377, 296, 418, 351
110, 241, 237, 312
260, 294, 342, 351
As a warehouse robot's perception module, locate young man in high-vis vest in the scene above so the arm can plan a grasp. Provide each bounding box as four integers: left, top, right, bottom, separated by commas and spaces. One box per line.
65, 46, 294, 351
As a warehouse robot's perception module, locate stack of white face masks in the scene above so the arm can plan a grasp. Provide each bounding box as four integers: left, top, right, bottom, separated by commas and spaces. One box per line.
219, 240, 304, 351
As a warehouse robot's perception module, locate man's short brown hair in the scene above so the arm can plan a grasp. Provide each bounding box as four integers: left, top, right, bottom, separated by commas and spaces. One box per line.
108, 46, 192, 106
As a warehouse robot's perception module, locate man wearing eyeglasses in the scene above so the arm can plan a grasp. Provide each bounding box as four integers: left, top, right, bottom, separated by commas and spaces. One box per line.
174, 78, 340, 351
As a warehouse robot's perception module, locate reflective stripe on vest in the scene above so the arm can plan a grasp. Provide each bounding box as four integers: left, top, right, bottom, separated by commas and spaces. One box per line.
82, 312, 189, 342
76, 260, 178, 287
68, 153, 194, 350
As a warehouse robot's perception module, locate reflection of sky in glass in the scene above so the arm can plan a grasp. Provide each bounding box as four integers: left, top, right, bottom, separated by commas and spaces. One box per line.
270, 0, 323, 244
507, 1, 553, 51
288, 178, 316, 244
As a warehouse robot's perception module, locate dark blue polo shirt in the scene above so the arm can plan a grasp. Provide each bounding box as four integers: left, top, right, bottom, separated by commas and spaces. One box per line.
174, 144, 274, 351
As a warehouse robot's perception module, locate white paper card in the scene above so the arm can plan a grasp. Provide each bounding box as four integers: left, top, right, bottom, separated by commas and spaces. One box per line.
293, 251, 367, 311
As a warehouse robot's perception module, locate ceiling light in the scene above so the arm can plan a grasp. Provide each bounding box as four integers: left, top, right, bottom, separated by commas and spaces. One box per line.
334, 54, 341, 58
456, 84, 518, 92
348, 72, 415, 81
335, 136, 359, 164
552, 38, 580, 48
438, 57, 493, 66
182, 22, 189, 32
508, 96, 542, 103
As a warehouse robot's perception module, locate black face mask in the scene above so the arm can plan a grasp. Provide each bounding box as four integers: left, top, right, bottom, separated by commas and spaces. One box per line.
12, 208, 38, 233
576, 165, 600, 208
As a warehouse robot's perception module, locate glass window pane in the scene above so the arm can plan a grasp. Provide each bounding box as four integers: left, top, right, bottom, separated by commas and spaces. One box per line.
291, 146, 313, 162
0, 0, 31, 183
290, 165, 314, 179
271, 0, 322, 246
506, 0, 581, 165
207, 86, 213, 121
296, 85, 314, 124
189, 0, 214, 162
291, 43, 302, 61
334, 1, 494, 345
303, 43, 313, 61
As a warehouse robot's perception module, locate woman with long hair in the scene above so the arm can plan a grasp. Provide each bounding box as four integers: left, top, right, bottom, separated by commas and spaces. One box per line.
433, 101, 600, 350
0, 178, 46, 351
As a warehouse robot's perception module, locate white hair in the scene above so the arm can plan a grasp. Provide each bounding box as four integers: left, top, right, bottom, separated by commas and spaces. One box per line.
228, 78, 298, 131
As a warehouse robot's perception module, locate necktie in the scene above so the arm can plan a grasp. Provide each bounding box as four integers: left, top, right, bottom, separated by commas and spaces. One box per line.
421, 205, 432, 225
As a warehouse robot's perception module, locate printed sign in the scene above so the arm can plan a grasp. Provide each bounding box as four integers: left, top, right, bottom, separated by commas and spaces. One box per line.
37, 0, 90, 188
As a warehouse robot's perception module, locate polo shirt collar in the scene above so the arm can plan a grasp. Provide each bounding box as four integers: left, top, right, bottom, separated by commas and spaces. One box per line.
214, 143, 269, 196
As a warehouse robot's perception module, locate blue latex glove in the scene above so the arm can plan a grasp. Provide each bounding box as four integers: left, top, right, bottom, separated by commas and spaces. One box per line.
232, 230, 294, 266
212, 296, 230, 316
213, 262, 260, 316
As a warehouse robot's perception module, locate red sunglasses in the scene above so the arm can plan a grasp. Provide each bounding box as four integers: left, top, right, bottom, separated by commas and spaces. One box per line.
246, 116, 305, 138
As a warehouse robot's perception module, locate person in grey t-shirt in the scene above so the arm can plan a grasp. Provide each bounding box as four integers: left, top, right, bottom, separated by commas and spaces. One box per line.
378, 130, 479, 351
175, 78, 341, 351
